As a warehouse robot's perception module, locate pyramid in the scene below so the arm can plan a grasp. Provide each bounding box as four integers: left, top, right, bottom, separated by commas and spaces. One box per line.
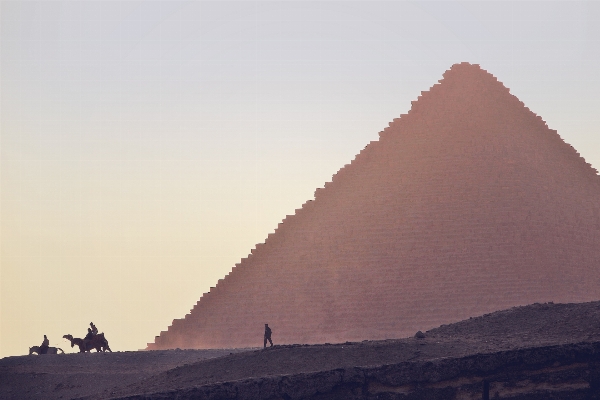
147, 63, 600, 350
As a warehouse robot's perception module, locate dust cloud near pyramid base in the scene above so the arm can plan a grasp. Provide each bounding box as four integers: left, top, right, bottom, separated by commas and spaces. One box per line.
147, 63, 600, 350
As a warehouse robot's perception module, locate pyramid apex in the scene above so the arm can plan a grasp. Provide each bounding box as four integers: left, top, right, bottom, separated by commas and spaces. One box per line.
441, 62, 493, 79
447, 62, 483, 71
450, 61, 481, 69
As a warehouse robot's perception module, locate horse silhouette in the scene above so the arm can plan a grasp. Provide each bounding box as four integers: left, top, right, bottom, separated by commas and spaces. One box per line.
29, 346, 63, 355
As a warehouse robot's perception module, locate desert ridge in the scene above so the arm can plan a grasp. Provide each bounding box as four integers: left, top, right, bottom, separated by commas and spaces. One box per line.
148, 62, 600, 350
6, 301, 600, 400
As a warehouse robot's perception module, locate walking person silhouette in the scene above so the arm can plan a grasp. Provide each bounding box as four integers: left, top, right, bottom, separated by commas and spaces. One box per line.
264, 324, 273, 348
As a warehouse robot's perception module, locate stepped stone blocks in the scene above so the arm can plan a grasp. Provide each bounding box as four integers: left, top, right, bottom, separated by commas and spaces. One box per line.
147, 63, 600, 350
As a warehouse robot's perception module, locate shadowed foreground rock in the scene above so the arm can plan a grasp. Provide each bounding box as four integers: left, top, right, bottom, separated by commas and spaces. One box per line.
118, 342, 600, 399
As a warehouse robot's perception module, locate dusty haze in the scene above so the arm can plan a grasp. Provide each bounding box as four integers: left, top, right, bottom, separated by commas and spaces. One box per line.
149, 63, 600, 350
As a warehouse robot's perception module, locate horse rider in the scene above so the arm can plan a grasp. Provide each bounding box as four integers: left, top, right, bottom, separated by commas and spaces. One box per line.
40, 335, 49, 355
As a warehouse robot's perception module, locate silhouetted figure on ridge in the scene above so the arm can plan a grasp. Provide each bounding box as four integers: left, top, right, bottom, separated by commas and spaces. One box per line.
84, 328, 94, 340
90, 322, 98, 335
264, 324, 273, 348
39, 335, 49, 355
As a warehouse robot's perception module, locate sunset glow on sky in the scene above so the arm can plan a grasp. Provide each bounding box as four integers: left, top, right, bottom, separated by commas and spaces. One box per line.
1, 1, 599, 358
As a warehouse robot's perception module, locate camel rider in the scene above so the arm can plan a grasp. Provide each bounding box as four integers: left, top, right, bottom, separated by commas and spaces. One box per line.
84, 328, 94, 341
90, 322, 98, 336
40, 335, 49, 355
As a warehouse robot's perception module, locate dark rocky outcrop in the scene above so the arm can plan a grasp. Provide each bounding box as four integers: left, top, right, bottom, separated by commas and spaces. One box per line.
118, 341, 600, 399
414, 331, 426, 339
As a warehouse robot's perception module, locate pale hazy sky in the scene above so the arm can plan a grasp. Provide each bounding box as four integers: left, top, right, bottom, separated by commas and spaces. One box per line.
1, 1, 599, 358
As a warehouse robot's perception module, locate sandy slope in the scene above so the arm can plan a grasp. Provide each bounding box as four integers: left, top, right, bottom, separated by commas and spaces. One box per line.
2, 301, 600, 399
0, 348, 250, 399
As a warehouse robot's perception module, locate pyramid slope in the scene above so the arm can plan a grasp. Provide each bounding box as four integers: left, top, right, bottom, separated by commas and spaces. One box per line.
148, 63, 600, 350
